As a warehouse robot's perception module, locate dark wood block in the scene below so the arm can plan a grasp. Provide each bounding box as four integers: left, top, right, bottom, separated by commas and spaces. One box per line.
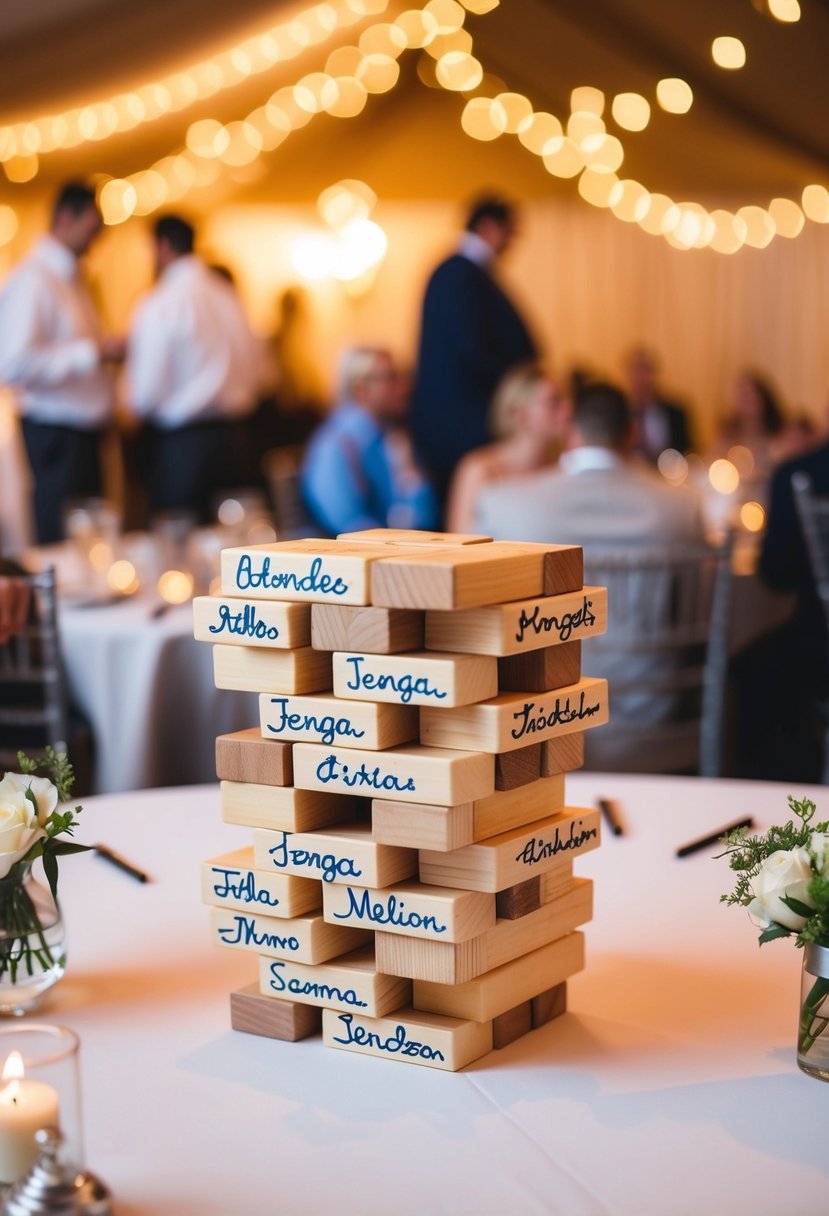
216, 729, 293, 787
495, 877, 542, 920
541, 734, 585, 776
531, 981, 567, 1029
498, 640, 581, 693
542, 547, 583, 596
494, 744, 541, 791
492, 1000, 533, 1049
230, 983, 321, 1041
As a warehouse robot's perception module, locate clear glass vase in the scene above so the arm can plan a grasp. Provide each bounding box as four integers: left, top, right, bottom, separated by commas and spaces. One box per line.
0, 864, 66, 1017
797, 942, 829, 1081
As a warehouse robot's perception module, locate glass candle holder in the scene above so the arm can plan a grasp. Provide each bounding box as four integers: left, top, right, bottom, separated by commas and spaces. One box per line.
0, 1024, 82, 1186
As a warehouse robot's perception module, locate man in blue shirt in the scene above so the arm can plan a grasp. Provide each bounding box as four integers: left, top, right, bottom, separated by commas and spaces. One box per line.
301, 346, 438, 536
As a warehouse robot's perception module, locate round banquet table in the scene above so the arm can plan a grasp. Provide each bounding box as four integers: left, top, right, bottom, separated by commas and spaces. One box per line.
43, 771, 829, 1216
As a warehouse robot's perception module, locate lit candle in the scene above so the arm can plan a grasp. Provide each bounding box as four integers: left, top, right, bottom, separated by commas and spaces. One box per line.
0, 1051, 60, 1184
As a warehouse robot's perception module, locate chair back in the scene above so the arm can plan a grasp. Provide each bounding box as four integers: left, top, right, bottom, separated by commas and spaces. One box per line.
583, 535, 733, 776
263, 445, 317, 539
792, 471, 829, 628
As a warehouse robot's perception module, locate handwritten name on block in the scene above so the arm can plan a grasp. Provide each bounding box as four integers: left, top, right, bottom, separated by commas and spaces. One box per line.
322, 1007, 493, 1071
412, 932, 585, 1022
193, 596, 310, 649
292, 742, 494, 806
322, 882, 494, 943
311, 604, 424, 655
201, 847, 321, 918
370, 542, 550, 611
375, 878, 593, 984
258, 946, 411, 1018
424, 587, 607, 657
253, 824, 417, 888
221, 539, 424, 606
259, 693, 417, 751
213, 644, 332, 695
332, 651, 497, 709
216, 729, 293, 787
420, 677, 609, 754
420, 806, 601, 893
371, 800, 474, 853
220, 780, 358, 833
338, 528, 491, 546
209, 906, 368, 964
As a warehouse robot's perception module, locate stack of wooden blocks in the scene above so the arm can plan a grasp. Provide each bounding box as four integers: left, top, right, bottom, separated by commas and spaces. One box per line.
194, 529, 609, 1071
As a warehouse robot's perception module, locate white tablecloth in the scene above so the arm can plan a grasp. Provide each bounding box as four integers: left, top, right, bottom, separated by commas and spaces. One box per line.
47, 772, 828, 1216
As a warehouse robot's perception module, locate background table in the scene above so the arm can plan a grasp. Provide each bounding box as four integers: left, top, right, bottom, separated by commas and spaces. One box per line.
47, 772, 828, 1215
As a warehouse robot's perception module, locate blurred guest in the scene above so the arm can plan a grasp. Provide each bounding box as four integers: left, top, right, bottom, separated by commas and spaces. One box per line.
0, 572, 29, 645
126, 215, 263, 522
0, 181, 123, 543
711, 371, 801, 474
446, 363, 565, 533
625, 346, 694, 461
411, 195, 538, 505
302, 346, 438, 536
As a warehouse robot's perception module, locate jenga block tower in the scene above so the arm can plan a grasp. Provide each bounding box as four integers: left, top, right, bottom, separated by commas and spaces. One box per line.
195, 530, 609, 1070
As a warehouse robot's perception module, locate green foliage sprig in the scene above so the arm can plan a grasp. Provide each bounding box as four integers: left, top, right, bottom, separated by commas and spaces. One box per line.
16, 747, 90, 900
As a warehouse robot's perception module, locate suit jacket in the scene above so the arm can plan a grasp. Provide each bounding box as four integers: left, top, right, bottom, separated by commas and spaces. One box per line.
411, 253, 537, 490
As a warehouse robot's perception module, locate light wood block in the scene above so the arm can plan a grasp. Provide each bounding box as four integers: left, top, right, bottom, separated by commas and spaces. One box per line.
292, 741, 494, 806
332, 650, 497, 709
230, 984, 321, 1042
209, 906, 368, 964
532, 982, 567, 1028
193, 596, 310, 649
370, 541, 555, 611
311, 604, 424, 655
532, 543, 583, 596
221, 780, 357, 833
221, 538, 430, 606
322, 881, 495, 943
425, 587, 607, 657
322, 1007, 493, 1071
420, 677, 609, 754
495, 744, 541, 791
216, 729, 293, 787
213, 644, 332, 695
376, 879, 592, 983
472, 775, 565, 842
371, 800, 474, 853
259, 692, 417, 751
541, 863, 575, 903
412, 932, 584, 1022
495, 877, 541, 921
492, 1002, 533, 1049
338, 529, 491, 546
201, 847, 321, 918
258, 946, 411, 1018
253, 824, 417, 888
541, 734, 585, 775
420, 806, 601, 893
498, 640, 581, 694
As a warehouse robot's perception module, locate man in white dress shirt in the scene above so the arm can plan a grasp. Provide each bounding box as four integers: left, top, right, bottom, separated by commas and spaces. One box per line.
0, 181, 123, 543
126, 214, 262, 521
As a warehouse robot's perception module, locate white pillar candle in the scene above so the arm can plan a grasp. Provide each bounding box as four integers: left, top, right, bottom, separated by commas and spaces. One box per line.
0, 1052, 60, 1184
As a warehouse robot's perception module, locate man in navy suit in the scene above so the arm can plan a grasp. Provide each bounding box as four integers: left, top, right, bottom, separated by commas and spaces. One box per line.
410, 196, 537, 506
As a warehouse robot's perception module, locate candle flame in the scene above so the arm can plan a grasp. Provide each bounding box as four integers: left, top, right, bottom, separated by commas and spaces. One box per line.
1, 1051, 23, 1088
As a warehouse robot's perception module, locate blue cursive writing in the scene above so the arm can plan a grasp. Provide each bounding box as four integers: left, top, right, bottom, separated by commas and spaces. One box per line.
266, 697, 365, 747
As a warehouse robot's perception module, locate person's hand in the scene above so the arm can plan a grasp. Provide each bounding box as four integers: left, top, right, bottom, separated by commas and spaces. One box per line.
0, 576, 30, 645
100, 336, 127, 364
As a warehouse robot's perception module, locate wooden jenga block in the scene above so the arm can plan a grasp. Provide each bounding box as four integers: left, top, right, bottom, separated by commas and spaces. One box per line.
253, 824, 418, 888
541, 734, 585, 775
193, 596, 311, 649
472, 776, 565, 842
259, 946, 411, 1018
498, 640, 581, 693
420, 807, 601, 893
532, 981, 567, 1028
495, 744, 541, 791
370, 542, 558, 611
495, 877, 541, 920
492, 1002, 533, 1049
216, 729, 293, 787
322, 1007, 493, 1071
258, 692, 417, 751
201, 847, 321, 918
412, 933, 584, 1022
292, 742, 494, 806
332, 651, 497, 709
371, 799, 475, 853
230, 984, 321, 1042
376, 879, 593, 983
532, 543, 583, 596
420, 677, 609, 754
541, 863, 575, 903
213, 645, 332, 695
425, 587, 607, 657
209, 906, 369, 963
322, 881, 495, 942
338, 529, 491, 546
220, 780, 357, 833
311, 604, 424, 655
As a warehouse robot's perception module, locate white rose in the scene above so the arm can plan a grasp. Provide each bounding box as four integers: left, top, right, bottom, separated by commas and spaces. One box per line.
810, 831, 829, 875
0, 772, 57, 881
747, 847, 817, 932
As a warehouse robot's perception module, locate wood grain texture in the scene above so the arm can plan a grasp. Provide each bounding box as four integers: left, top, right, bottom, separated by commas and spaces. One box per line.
292, 741, 494, 806
425, 587, 607, 657
472, 775, 565, 842
338, 529, 491, 546
258, 692, 418, 751
370, 542, 550, 611
494, 744, 541, 791
498, 640, 581, 694
532, 982, 567, 1028
332, 650, 497, 709
230, 984, 321, 1042
322, 881, 495, 942
193, 596, 311, 649
492, 1002, 533, 1049
213, 644, 332, 695
216, 729, 293, 787
201, 847, 321, 918
253, 823, 418, 888
220, 780, 358, 833
371, 799, 475, 853
495, 877, 542, 920
209, 906, 369, 964
541, 733, 586, 775
258, 945, 411, 1018
322, 1006, 493, 1071
311, 603, 424, 655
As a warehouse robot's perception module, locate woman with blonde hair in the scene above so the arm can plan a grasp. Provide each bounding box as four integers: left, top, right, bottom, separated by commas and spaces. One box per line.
446, 362, 566, 532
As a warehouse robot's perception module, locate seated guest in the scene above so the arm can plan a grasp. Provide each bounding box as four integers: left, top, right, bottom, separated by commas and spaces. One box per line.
625, 346, 694, 461
302, 347, 438, 536
711, 371, 800, 475
446, 363, 565, 533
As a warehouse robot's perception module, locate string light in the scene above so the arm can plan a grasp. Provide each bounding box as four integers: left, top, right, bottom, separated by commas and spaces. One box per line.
711, 36, 747, 70
767, 0, 800, 21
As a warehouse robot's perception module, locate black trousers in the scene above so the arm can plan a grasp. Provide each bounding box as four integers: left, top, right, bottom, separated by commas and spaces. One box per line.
20, 418, 103, 544
145, 419, 251, 523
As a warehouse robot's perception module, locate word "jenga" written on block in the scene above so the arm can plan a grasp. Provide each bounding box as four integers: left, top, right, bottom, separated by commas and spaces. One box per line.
253, 823, 417, 888
258, 692, 417, 751
332, 650, 497, 709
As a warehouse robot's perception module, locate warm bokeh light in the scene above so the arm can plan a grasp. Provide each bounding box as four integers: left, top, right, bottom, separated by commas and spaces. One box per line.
656, 78, 693, 114
490, 92, 533, 133
609, 179, 650, 223
99, 178, 139, 225
318, 179, 376, 227
435, 51, 483, 91
737, 205, 776, 248
292, 232, 336, 280
0, 205, 18, 247
356, 53, 400, 93
708, 209, 747, 254
517, 112, 563, 156
740, 501, 766, 532
3, 155, 39, 183
359, 22, 407, 57
580, 133, 624, 172
570, 86, 605, 116
542, 138, 583, 178
802, 184, 829, 223
578, 169, 619, 208
186, 118, 229, 158
638, 193, 676, 236
611, 92, 651, 132
458, 0, 499, 11
107, 560, 140, 595
332, 218, 388, 280
709, 459, 741, 494
394, 8, 439, 46
728, 445, 756, 477
424, 0, 466, 34
712, 36, 746, 69
461, 97, 501, 141
768, 0, 800, 21
157, 570, 195, 605
567, 111, 605, 148
657, 448, 689, 485
768, 197, 805, 238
